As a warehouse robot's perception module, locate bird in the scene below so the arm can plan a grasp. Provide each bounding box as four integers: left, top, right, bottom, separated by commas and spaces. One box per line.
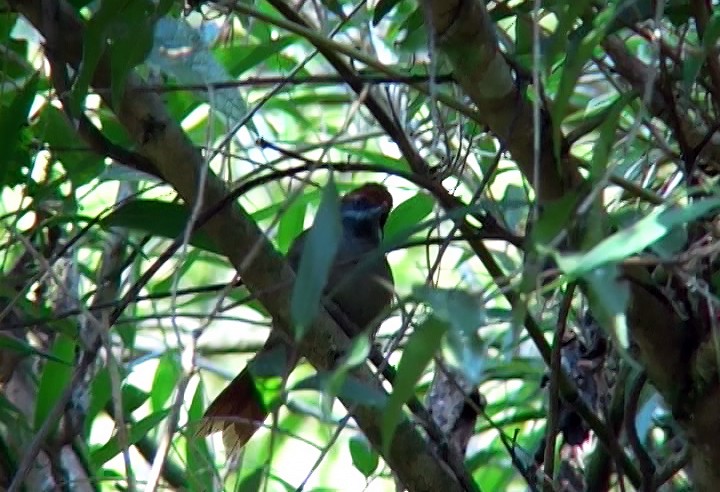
198, 183, 395, 451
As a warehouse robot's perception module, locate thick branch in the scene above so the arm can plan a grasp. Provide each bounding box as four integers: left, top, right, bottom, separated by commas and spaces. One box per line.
422, 0, 581, 202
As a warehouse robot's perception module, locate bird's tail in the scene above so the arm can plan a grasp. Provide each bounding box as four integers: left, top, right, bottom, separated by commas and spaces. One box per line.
197, 337, 296, 453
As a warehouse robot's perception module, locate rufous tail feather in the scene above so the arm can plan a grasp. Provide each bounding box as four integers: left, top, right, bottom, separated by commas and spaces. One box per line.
196, 368, 268, 453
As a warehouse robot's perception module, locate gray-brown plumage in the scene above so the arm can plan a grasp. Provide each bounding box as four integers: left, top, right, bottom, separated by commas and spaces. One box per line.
198, 183, 394, 451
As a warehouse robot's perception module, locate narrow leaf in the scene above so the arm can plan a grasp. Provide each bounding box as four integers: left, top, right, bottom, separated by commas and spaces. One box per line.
0, 334, 69, 365
349, 435, 379, 478
151, 352, 181, 411
290, 180, 342, 339
90, 409, 170, 468
34, 334, 75, 432
383, 192, 435, 242
373, 0, 403, 25
187, 383, 213, 492
0, 73, 38, 187
556, 199, 720, 277
382, 317, 447, 451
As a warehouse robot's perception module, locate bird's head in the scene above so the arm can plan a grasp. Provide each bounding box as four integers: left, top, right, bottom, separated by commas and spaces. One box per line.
340, 183, 393, 242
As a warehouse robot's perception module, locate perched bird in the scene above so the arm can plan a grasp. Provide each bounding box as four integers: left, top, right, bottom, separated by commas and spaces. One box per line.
199, 183, 395, 450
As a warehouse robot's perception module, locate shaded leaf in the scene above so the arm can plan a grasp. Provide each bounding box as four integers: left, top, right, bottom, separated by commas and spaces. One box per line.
37, 105, 105, 186
373, 0, 403, 25
100, 199, 219, 254
237, 467, 264, 492
290, 180, 342, 338
589, 94, 632, 179
291, 372, 386, 407
0, 73, 37, 188
71, 0, 129, 112
382, 317, 447, 451
584, 265, 630, 349
108, 1, 155, 106
122, 384, 149, 414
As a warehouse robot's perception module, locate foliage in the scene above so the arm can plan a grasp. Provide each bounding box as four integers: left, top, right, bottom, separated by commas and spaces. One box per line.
1, 0, 719, 490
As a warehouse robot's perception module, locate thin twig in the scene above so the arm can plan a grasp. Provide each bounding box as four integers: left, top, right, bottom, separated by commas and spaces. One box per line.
544, 285, 575, 489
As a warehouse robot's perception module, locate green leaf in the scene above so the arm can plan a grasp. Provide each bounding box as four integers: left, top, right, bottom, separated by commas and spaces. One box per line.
349, 434, 379, 478
187, 383, 213, 492
151, 352, 181, 411
589, 94, 632, 179
90, 408, 170, 468
237, 467, 264, 492
71, 0, 124, 112
532, 191, 581, 246
278, 197, 307, 253
121, 384, 149, 414
373, 0, 403, 25
382, 317, 447, 451
320, 0, 345, 18
584, 265, 630, 349
555, 199, 720, 278
551, 6, 615, 156
340, 335, 372, 369
36, 105, 105, 186
100, 200, 219, 254
86, 368, 112, 435
290, 180, 342, 338
0, 334, 70, 365
414, 287, 487, 384
0, 73, 38, 188
546, 1, 594, 68
108, 2, 155, 106
683, 51, 705, 92
319, 337, 374, 416
292, 372, 386, 407
34, 334, 76, 432
384, 192, 435, 242
219, 37, 298, 77
414, 287, 486, 334
703, 11, 720, 51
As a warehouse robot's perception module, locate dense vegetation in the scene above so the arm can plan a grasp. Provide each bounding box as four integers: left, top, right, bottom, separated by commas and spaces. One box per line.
2, 0, 720, 490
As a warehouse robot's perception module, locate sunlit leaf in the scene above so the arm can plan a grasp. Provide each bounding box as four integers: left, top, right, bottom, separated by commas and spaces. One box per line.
555, 199, 720, 278
384, 192, 435, 241
90, 409, 170, 468
349, 434, 379, 478
151, 352, 181, 411
34, 334, 75, 433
